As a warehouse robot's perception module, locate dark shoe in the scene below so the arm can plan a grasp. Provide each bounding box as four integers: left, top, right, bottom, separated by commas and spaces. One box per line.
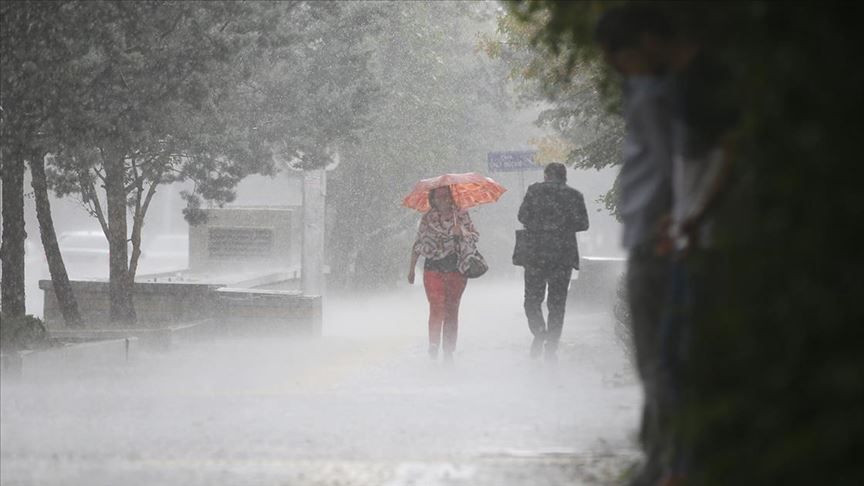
530, 337, 544, 359
428, 344, 439, 360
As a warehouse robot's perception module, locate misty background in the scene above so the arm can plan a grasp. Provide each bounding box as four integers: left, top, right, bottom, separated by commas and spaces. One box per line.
10, 1, 623, 316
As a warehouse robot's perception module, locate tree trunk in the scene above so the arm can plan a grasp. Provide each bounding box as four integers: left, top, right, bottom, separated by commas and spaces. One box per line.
128, 175, 160, 283
103, 148, 136, 324
0, 152, 27, 318
127, 215, 144, 283
30, 151, 82, 327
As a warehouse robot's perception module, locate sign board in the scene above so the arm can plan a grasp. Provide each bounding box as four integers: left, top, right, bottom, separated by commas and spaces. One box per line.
487, 151, 542, 173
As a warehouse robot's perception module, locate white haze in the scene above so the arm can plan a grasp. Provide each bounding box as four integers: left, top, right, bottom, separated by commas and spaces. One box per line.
2, 283, 638, 485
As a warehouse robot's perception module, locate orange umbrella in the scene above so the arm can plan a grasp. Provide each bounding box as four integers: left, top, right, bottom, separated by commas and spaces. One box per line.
402, 172, 507, 212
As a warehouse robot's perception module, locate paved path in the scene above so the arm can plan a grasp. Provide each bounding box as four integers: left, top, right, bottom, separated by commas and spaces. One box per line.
1, 280, 640, 485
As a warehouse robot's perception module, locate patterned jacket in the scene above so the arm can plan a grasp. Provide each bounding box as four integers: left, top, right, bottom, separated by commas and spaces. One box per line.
413, 208, 479, 274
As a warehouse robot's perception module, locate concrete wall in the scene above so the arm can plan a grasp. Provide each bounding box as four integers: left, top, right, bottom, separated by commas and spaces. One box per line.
188, 207, 299, 273
39, 280, 322, 335
40, 280, 218, 329
215, 289, 321, 336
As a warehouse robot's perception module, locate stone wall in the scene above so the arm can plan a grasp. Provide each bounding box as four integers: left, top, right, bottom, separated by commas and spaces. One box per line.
188, 207, 300, 273
38, 206, 321, 334
215, 288, 321, 336
39, 280, 321, 335
40, 280, 217, 329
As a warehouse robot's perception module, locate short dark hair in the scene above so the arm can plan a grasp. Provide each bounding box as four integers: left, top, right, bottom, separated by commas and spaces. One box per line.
544, 163, 567, 182
594, 5, 674, 53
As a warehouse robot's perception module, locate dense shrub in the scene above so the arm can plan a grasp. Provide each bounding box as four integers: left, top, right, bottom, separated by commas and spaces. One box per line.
0, 314, 47, 351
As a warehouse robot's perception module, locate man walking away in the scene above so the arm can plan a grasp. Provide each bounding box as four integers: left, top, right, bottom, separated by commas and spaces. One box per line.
514, 162, 589, 362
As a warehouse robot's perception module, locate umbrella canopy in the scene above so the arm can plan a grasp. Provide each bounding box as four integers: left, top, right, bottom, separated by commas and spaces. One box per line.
402, 172, 507, 212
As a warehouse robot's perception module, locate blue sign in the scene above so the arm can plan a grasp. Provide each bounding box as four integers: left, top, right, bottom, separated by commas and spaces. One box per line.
487, 151, 542, 172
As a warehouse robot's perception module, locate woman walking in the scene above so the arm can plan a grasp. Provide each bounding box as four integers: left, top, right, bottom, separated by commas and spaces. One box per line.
408, 186, 479, 362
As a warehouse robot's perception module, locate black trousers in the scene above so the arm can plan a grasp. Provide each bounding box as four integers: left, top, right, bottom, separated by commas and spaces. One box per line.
523, 264, 573, 350
626, 249, 671, 480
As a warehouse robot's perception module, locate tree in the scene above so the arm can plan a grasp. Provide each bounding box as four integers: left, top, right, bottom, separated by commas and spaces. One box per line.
326, 1, 519, 289
0, 152, 27, 319
3, 1, 381, 325
0, 0, 380, 326
249, 1, 382, 172
480, 7, 624, 214
1, 1, 86, 327
1, 2, 59, 323
3, 2, 294, 321
34, 1, 293, 324
30, 151, 81, 326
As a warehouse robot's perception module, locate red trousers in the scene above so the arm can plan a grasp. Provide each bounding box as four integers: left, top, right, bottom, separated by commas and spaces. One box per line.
423, 270, 467, 352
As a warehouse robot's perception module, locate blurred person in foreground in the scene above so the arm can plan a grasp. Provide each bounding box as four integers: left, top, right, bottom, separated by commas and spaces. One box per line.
661, 14, 740, 486
408, 186, 480, 363
594, 6, 678, 485
596, 5, 740, 485
513, 162, 589, 362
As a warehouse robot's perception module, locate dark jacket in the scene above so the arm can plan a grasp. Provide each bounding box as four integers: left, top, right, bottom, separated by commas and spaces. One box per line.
514, 181, 589, 269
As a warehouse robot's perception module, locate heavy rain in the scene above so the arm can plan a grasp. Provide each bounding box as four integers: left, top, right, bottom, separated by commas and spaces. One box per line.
1, 2, 861, 486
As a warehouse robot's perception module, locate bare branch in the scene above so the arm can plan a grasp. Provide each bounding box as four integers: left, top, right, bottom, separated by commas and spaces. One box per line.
128, 167, 163, 281
92, 165, 107, 185
131, 156, 140, 182
80, 168, 110, 237
141, 179, 159, 218
126, 156, 144, 194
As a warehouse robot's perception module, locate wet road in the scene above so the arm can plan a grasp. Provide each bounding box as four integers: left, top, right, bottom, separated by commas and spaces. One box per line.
1, 280, 639, 485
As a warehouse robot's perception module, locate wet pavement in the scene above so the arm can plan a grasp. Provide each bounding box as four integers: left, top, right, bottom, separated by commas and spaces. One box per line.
1, 280, 640, 485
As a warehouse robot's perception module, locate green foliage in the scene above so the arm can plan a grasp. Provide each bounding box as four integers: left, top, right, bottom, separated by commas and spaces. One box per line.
0, 314, 47, 351
2, 0, 378, 219
2, 1, 381, 321
239, 2, 383, 173
3, 1, 379, 282
480, 3, 624, 214
37, 1, 289, 206
327, 1, 516, 289
507, 1, 864, 483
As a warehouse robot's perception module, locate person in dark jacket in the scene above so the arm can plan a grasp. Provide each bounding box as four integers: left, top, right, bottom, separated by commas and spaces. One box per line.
515, 163, 589, 361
